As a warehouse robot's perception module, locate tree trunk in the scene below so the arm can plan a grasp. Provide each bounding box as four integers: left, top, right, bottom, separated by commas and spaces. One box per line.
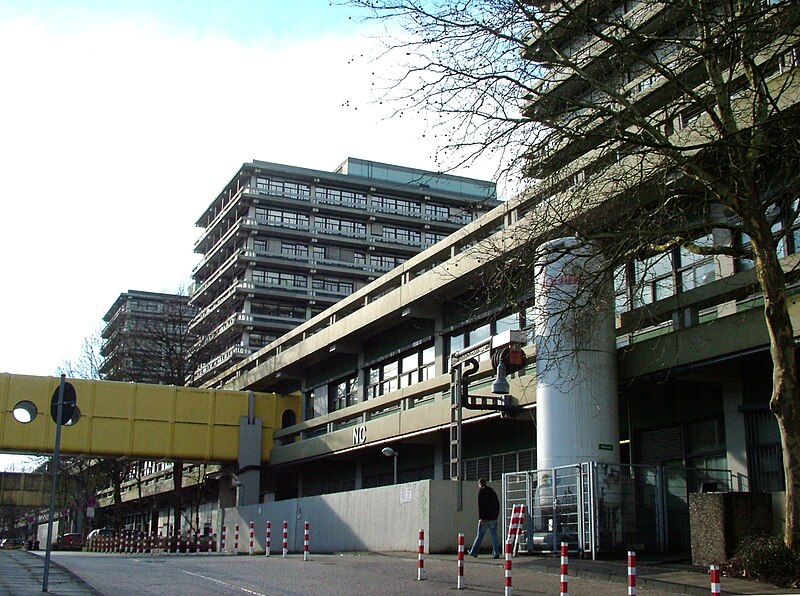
751, 224, 800, 550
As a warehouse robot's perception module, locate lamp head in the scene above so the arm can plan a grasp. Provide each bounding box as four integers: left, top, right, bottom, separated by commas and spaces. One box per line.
381, 447, 397, 457
491, 360, 510, 395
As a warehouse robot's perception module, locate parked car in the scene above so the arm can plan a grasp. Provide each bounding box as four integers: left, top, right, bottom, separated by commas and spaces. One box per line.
86, 528, 115, 541
52, 533, 84, 551
0, 538, 24, 549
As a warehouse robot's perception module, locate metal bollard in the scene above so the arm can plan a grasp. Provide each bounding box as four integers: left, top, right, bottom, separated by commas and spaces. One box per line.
265, 521, 271, 557
417, 529, 426, 581
282, 521, 288, 558
710, 564, 721, 596
628, 551, 637, 595
457, 533, 465, 590
505, 540, 513, 596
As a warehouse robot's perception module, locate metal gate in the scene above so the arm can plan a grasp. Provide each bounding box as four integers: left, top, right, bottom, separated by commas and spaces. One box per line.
503, 462, 665, 558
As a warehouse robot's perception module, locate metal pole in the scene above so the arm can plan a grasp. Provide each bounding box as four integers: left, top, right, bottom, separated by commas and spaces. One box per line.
393, 454, 398, 485
42, 374, 65, 592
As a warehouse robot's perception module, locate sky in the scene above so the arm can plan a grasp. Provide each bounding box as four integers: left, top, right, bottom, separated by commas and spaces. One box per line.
0, 1, 502, 470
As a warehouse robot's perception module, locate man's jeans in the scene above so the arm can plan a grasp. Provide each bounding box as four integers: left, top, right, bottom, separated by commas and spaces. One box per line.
469, 519, 500, 557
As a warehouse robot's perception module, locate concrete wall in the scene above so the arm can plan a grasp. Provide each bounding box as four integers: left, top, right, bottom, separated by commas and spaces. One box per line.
217, 479, 486, 554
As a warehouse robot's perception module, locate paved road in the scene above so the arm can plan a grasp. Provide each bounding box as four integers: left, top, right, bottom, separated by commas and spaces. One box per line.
46, 551, 684, 596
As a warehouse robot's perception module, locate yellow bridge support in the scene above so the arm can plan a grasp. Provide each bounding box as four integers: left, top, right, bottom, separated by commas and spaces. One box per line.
0, 374, 299, 463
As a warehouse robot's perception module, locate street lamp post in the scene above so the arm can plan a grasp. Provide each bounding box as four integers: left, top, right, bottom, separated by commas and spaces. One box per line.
381, 447, 398, 485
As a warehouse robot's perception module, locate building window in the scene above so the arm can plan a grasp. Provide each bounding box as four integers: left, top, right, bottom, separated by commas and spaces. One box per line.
248, 332, 277, 349
329, 375, 358, 412
745, 408, 785, 492
367, 343, 435, 399
424, 204, 450, 220
424, 232, 447, 246
678, 234, 716, 291
632, 253, 676, 307
373, 196, 420, 214
312, 277, 354, 294
252, 269, 307, 288
256, 207, 309, 227
316, 216, 367, 236
371, 254, 404, 270
315, 187, 367, 208
251, 302, 306, 319
281, 242, 308, 258
256, 178, 311, 198
382, 225, 421, 244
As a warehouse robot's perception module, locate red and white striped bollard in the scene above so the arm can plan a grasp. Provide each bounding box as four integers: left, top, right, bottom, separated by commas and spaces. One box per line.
417, 529, 426, 581
265, 521, 271, 557
303, 521, 310, 561
221, 525, 227, 554
504, 539, 513, 596
282, 521, 288, 558
249, 521, 254, 555
560, 542, 569, 596
710, 564, 721, 596
457, 533, 465, 589
628, 550, 637, 595
234, 524, 239, 554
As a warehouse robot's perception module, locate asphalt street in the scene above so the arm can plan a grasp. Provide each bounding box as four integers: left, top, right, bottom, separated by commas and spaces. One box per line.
44, 550, 684, 596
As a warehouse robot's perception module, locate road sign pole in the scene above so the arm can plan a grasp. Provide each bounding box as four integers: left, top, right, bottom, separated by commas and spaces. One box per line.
42, 374, 66, 593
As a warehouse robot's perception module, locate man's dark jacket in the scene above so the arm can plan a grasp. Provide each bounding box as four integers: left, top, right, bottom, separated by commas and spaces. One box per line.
478, 485, 500, 520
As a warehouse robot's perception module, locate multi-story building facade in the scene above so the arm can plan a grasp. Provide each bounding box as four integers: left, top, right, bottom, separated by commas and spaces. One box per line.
198, 2, 800, 556
101, 290, 197, 386
189, 157, 498, 386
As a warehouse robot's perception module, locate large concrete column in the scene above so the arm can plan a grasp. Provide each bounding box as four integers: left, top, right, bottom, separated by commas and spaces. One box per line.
237, 408, 262, 506
533, 238, 619, 469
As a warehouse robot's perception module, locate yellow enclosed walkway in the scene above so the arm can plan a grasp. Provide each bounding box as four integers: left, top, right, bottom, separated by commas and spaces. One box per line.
0, 374, 298, 463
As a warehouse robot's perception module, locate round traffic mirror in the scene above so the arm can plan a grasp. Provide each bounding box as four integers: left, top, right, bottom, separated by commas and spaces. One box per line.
12, 400, 37, 423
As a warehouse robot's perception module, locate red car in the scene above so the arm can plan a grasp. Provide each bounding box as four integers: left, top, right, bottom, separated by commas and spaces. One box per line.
53, 533, 84, 551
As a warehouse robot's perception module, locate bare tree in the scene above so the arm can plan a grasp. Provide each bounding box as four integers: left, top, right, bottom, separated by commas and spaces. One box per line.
350, 0, 800, 549
58, 331, 104, 380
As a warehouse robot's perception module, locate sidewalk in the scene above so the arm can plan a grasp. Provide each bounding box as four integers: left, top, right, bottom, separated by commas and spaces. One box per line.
0, 549, 98, 596
423, 552, 800, 595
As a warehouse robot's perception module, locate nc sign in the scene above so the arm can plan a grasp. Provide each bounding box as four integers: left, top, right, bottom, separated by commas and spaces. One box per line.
352, 425, 366, 445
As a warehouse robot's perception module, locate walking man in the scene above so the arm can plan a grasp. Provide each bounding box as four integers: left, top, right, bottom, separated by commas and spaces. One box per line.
468, 478, 500, 558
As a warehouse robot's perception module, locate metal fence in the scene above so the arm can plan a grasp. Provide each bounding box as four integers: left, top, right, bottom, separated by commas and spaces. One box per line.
503, 462, 664, 558
503, 463, 748, 558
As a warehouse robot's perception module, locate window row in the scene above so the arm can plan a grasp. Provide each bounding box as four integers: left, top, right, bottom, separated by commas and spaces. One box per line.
367, 344, 436, 400
382, 225, 421, 243
251, 270, 307, 288
251, 238, 407, 269
316, 216, 367, 236
255, 177, 311, 198
316, 187, 367, 208
255, 207, 310, 227
250, 301, 307, 320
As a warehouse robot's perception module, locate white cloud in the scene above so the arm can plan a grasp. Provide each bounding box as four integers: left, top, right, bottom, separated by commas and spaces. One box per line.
0, 16, 498, 379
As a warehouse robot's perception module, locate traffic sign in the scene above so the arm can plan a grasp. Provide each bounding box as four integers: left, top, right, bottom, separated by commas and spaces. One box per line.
50, 382, 77, 425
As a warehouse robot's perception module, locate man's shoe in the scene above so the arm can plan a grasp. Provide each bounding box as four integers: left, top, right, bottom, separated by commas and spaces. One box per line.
493, 554, 500, 559
470, 553, 478, 558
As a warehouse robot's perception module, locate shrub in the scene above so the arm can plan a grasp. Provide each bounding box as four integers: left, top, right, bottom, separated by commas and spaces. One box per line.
724, 535, 800, 588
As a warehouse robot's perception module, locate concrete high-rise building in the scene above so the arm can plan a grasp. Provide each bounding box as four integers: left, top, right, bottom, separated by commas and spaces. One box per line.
101, 290, 197, 386
189, 157, 498, 386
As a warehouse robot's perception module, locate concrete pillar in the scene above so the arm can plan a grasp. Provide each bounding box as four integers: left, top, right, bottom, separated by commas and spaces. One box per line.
721, 371, 748, 490
237, 414, 262, 506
